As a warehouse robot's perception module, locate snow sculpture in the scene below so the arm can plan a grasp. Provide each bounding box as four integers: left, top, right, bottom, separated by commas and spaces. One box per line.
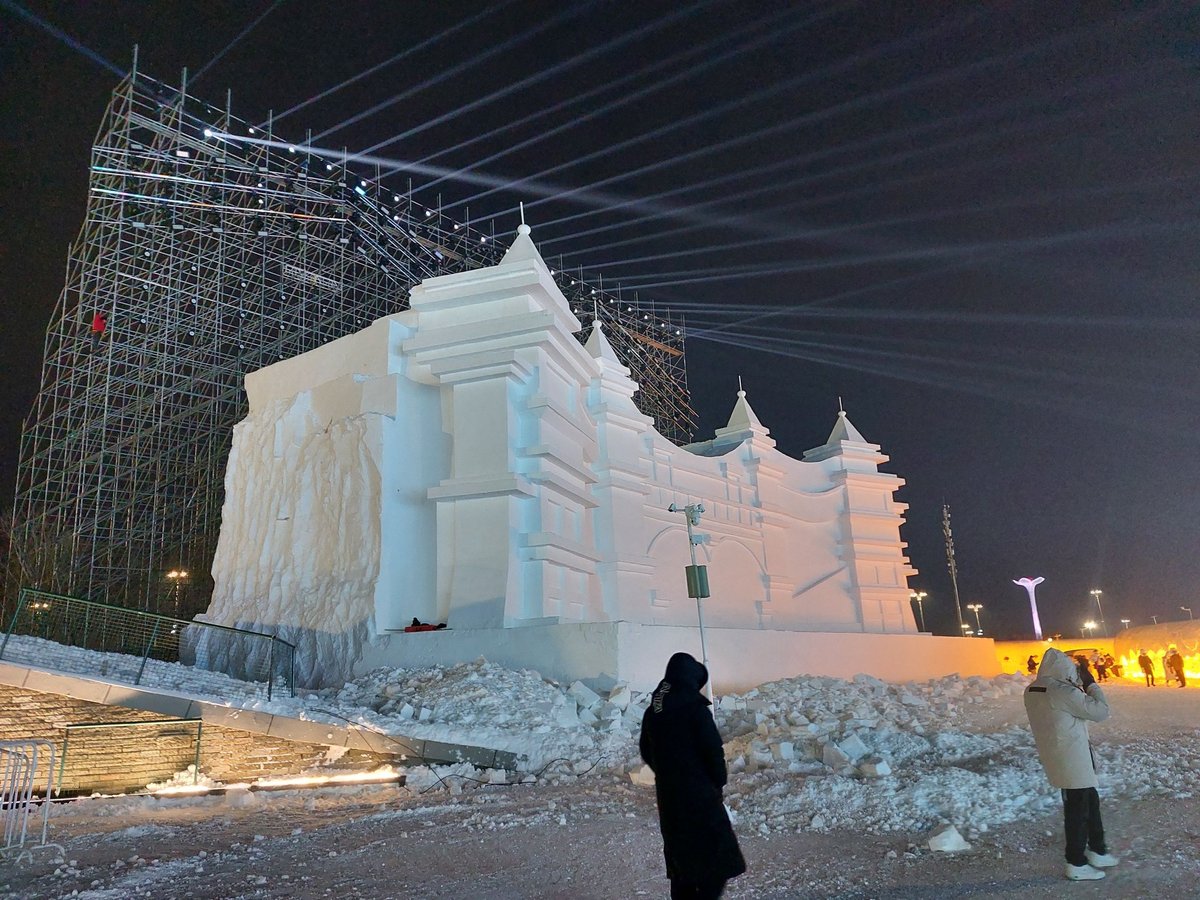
199, 223, 935, 689
1013, 576, 1046, 640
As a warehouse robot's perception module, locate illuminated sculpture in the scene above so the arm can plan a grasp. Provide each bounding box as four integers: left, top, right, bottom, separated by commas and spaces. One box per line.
1014, 576, 1046, 640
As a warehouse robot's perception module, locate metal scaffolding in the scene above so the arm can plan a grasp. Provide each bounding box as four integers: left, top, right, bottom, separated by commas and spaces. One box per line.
9, 65, 696, 617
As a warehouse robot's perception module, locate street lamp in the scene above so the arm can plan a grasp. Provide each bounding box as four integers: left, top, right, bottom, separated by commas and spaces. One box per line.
961, 623, 973, 634
1089, 589, 1106, 636
909, 591, 928, 632
966, 603, 984, 635
1183, 606, 1194, 621
166, 569, 189, 619
1082, 620, 1096, 640
1120, 618, 1131, 629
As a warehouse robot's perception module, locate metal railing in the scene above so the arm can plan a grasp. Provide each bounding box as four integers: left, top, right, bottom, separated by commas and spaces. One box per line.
0, 588, 295, 699
0, 740, 60, 862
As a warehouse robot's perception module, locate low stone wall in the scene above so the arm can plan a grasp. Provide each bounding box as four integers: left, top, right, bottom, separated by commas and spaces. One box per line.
0, 684, 395, 795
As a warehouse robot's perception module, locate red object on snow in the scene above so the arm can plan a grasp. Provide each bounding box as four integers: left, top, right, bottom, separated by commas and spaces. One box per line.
403, 624, 438, 633
90, 312, 107, 334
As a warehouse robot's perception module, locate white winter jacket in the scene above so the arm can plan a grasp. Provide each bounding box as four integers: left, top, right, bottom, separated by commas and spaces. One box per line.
1023, 647, 1110, 789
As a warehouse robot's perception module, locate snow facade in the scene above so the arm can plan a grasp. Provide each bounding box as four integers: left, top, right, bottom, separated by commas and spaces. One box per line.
201, 226, 929, 689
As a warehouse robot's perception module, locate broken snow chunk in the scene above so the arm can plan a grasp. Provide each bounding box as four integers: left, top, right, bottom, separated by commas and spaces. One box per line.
823, 742, 851, 769
859, 757, 892, 778
567, 681, 602, 710
597, 701, 623, 720
771, 741, 796, 761
928, 825, 972, 852
607, 683, 632, 710
554, 703, 580, 728
629, 764, 656, 787
837, 734, 871, 762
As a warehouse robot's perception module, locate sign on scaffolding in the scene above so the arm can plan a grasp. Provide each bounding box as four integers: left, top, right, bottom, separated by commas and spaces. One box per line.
0, 740, 61, 862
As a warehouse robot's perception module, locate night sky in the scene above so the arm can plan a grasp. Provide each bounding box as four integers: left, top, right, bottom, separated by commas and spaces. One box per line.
2, 1, 1198, 639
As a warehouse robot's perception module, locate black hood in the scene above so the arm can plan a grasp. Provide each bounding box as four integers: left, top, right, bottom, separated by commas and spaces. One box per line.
662, 652, 709, 694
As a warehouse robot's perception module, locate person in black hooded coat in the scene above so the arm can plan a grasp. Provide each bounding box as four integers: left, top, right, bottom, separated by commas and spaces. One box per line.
639, 652, 746, 899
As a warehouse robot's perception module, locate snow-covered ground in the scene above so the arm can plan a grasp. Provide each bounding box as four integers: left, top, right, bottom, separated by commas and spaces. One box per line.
2, 651, 1198, 898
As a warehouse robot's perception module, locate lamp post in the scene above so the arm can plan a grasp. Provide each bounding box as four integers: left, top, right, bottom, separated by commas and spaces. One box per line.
1120, 618, 1131, 630
1013, 576, 1046, 640
668, 503, 712, 700
909, 591, 928, 632
166, 569, 188, 619
960, 623, 973, 635
1089, 589, 1106, 636
1082, 620, 1096, 640
1183, 606, 1194, 621
964, 602, 984, 638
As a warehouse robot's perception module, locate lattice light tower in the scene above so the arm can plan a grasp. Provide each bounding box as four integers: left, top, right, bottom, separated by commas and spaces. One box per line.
9, 64, 696, 617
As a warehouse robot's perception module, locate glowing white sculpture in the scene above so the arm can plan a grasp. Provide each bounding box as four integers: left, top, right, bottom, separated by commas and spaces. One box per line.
1013, 577, 1046, 640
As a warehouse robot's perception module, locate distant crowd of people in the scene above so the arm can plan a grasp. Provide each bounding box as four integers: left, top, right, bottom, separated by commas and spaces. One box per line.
1025, 647, 1188, 688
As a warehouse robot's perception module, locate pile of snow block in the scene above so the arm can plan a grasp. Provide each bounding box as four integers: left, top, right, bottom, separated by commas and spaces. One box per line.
565, 680, 649, 733
717, 672, 1027, 779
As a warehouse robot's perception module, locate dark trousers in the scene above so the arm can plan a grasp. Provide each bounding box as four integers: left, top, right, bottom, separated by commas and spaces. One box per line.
670, 877, 727, 900
1142, 667, 1154, 686
1061, 787, 1106, 866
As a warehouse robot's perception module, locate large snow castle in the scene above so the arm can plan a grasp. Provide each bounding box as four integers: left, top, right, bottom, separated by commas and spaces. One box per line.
195, 226, 996, 691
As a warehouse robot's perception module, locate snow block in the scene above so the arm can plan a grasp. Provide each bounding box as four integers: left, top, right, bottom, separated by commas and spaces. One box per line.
928, 825, 972, 852
858, 757, 892, 778
568, 681, 602, 710
606, 683, 632, 710
837, 734, 871, 761
597, 701, 623, 720
823, 742, 851, 768
554, 702, 580, 728
629, 764, 655, 787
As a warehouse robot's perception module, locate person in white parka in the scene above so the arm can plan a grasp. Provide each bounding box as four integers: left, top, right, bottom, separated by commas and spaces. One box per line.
1023, 647, 1120, 881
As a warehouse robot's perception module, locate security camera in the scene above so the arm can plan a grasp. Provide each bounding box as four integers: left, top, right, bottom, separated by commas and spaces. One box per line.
667, 503, 678, 513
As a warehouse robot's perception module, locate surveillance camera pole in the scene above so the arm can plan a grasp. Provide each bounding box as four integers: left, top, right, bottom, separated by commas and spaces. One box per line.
671, 502, 713, 700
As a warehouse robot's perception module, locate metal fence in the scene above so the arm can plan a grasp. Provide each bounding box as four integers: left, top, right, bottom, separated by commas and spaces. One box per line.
0, 740, 60, 862
0, 588, 295, 699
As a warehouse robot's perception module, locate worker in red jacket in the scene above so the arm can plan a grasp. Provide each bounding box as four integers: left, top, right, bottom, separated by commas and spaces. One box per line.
90, 311, 107, 350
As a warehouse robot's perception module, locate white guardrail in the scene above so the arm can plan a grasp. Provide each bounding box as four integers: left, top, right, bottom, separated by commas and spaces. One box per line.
1, 740, 60, 862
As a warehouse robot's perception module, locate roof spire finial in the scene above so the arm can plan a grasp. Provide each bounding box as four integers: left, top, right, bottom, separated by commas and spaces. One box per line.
737, 374, 745, 397
592, 292, 599, 325
837, 395, 845, 415
517, 201, 530, 236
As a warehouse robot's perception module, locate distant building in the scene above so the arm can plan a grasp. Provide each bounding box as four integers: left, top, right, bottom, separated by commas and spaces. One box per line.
195, 226, 996, 690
